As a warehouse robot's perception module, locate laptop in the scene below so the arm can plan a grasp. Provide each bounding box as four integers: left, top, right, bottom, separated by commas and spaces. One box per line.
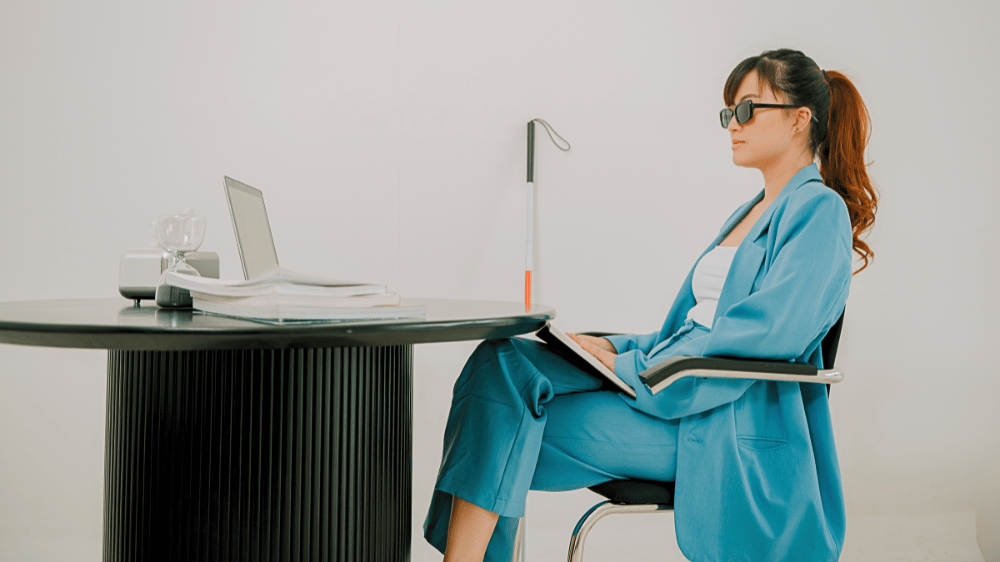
223, 176, 280, 280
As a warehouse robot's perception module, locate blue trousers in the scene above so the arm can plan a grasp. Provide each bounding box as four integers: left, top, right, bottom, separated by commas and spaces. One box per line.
423, 326, 707, 561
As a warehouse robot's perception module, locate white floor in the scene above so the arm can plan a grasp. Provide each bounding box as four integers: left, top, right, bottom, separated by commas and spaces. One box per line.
838, 512, 986, 562
408, 490, 988, 562
0, 503, 988, 561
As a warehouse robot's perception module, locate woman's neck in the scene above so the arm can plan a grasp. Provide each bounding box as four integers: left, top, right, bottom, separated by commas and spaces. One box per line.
760, 149, 815, 203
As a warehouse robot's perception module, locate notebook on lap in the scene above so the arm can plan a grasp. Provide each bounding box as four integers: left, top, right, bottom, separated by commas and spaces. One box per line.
536, 323, 637, 398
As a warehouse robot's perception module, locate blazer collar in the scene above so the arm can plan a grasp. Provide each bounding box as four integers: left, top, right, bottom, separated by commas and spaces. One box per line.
710, 164, 824, 317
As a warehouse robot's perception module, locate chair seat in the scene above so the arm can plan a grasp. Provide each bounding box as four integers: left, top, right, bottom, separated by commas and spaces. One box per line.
588, 479, 675, 506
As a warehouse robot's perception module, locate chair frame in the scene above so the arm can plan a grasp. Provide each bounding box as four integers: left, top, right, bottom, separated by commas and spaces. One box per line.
562, 311, 846, 562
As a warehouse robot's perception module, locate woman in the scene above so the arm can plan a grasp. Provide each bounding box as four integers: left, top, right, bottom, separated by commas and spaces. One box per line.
424, 48, 878, 562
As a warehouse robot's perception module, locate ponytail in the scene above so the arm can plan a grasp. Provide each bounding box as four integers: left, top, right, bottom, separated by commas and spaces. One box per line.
817, 71, 878, 274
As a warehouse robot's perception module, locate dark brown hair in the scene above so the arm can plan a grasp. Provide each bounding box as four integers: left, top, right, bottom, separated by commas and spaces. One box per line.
724, 49, 878, 273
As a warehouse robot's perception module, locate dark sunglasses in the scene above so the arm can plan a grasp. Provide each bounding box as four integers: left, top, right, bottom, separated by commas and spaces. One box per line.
720, 99, 819, 128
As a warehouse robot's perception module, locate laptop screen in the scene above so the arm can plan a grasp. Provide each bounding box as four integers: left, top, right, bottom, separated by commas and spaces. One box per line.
223, 176, 279, 280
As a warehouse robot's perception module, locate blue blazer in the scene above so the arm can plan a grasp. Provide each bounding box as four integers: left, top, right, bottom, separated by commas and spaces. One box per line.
606, 164, 851, 562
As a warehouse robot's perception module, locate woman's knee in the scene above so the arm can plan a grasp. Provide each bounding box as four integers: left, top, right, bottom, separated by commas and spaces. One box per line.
463, 339, 515, 374
453, 338, 543, 399
454, 339, 516, 390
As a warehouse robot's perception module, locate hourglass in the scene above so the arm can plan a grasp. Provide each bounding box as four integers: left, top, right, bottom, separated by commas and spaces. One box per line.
154, 210, 206, 308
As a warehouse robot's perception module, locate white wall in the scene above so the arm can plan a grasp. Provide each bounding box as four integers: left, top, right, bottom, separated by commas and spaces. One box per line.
1, 1, 997, 560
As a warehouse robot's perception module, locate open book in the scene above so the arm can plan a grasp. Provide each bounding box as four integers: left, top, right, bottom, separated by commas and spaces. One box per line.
535, 323, 636, 398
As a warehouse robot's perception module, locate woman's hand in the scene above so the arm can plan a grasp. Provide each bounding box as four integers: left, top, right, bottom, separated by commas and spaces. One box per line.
566, 333, 618, 374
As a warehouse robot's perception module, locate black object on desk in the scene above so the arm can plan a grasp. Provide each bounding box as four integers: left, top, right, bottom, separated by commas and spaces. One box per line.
0, 298, 554, 562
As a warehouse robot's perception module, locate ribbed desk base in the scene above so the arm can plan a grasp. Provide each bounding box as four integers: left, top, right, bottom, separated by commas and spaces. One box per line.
104, 346, 413, 562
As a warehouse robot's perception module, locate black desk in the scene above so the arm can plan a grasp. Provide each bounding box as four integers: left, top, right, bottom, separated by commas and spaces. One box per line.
0, 298, 554, 562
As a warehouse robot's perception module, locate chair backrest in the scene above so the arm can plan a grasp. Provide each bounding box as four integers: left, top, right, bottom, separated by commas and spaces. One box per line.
820, 308, 845, 369
820, 308, 845, 397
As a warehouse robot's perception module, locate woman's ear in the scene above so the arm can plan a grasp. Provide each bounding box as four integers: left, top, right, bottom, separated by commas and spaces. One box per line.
796, 108, 813, 133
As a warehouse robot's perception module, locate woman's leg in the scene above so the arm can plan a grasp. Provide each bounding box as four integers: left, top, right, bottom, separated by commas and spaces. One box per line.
530, 388, 679, 491
424, 337, 679, 561
428, 390, 680, 562
442, 497, 500, 562
424, 337, 606, 561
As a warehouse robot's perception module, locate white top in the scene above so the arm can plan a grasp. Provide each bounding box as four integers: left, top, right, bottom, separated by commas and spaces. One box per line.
685, 245, 739, 330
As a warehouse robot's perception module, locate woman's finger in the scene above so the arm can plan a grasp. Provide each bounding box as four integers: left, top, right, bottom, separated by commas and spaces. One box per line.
578, 338, 601, 358
567, 333, 616, 373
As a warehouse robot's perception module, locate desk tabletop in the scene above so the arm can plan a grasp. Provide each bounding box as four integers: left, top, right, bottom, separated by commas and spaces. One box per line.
0, 298, 556, 350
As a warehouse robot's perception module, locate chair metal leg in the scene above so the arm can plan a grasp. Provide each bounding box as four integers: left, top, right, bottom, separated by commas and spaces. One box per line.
566, 502, 671, 562
512, 515, 526, 562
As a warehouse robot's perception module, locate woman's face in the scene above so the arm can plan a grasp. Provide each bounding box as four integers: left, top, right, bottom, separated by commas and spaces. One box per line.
726, 70, 804, 171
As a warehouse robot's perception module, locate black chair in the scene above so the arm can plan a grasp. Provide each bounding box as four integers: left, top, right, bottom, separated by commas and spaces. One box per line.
564, 311, 846, 561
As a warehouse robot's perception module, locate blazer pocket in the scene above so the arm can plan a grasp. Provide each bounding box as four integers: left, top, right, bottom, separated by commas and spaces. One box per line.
736, 436, 789, 452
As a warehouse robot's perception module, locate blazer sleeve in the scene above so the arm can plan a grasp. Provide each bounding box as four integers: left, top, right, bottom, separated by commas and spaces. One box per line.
605, 331, 660, 355
702, 187, 853, 361
615, 187, 853, 420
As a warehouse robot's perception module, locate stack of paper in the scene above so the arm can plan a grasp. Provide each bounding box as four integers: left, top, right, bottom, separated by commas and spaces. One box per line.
164, 267, 425, 322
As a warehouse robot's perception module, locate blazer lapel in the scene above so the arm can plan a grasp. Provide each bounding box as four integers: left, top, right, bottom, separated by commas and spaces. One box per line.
713, 164, 825, 320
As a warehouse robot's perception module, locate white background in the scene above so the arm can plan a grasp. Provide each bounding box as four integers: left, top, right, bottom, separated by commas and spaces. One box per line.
1, 1, 997, 560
